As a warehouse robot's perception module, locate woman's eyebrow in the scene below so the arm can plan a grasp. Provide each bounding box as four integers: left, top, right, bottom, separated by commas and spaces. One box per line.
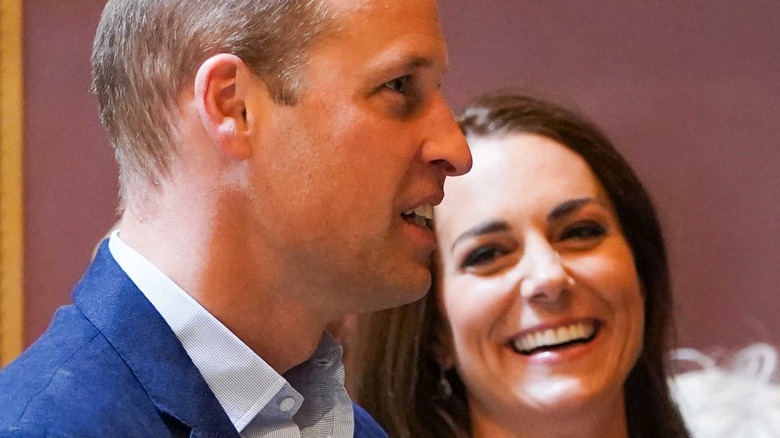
450, 219, 509, 251
547, 198, 600, 222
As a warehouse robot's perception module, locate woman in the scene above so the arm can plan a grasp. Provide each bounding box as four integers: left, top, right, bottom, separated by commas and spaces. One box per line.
349, 94, 690, 437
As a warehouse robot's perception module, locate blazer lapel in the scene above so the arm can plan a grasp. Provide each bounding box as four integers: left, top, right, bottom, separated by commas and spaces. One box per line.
73, 241, 240, 438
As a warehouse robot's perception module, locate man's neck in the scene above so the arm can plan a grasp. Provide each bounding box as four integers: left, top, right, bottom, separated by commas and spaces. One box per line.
118, 207, 331, 374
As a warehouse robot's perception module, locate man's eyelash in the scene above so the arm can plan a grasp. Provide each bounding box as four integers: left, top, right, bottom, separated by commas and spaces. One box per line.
383, 76, 412, 94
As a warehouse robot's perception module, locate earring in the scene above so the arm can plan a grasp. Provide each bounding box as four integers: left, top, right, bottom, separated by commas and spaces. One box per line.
434, 367, 453, 401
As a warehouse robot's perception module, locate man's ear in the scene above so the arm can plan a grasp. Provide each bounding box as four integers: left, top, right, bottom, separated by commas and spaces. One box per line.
193, 54, 261, 161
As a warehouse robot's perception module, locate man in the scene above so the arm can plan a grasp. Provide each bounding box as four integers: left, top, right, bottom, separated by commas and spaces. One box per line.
0, 0, 471, 436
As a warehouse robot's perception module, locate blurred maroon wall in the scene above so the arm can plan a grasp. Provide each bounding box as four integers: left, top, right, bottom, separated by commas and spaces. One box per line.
23, 0, 117, 345
23, 1, 780, 350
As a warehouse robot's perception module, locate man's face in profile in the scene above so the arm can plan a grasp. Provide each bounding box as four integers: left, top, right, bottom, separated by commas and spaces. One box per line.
242, 0, 471, 313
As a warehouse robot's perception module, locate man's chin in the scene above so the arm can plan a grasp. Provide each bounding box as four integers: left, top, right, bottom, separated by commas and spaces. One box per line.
370, 271, 432, 311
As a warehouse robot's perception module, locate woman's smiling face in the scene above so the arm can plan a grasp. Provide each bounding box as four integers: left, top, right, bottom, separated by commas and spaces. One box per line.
434, 133, 645, 432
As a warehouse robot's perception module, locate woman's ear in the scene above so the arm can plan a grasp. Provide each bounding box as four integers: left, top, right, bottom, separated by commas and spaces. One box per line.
193, 54, 260, 161
434, 323, 456, 370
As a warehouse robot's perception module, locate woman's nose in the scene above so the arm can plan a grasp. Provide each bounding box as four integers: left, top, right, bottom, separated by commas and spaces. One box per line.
517, 240, 571, 304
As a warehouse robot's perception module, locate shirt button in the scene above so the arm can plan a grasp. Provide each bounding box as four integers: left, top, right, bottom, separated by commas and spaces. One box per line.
279, 397, 296, 412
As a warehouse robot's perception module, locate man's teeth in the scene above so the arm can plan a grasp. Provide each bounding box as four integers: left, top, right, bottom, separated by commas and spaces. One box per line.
413, 204, 434, 220
512, 322, 596, 354
402, 204, 434, 228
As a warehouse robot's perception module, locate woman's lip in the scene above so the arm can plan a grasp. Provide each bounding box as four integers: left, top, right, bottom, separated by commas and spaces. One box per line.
514, 332, 601, 365
506, 320, 605, 365
508, 317, 601, 341
507, 318, 604, 358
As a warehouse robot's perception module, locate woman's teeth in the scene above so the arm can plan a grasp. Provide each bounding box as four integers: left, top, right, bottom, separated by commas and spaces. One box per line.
402, 204, 434, 229
512, 321, 596, 355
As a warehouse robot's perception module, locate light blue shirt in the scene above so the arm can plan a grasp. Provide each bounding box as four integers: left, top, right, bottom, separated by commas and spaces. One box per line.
109, 231, 354, 437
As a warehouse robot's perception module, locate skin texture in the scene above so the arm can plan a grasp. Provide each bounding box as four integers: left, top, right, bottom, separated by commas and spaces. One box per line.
119, 0, 471, 374
434, 133, 643, 438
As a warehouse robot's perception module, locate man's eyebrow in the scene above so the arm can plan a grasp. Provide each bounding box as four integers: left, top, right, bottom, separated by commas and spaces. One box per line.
547, 198, 601, 222
450, 220, 510, 251
371, 49, 447, 75
403, 55, 434, 70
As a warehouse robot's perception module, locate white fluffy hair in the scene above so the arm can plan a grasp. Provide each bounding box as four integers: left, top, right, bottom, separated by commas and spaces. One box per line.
669, 343, 780, 438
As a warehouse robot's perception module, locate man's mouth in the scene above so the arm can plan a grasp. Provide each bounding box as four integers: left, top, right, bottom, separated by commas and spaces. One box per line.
401, 204, 434, 230
511, 320, 600, 356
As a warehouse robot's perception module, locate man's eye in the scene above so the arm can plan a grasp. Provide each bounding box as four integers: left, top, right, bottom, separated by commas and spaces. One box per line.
383, 76, 411, 94
560, 222, 606, 241
461, 246, 504, 268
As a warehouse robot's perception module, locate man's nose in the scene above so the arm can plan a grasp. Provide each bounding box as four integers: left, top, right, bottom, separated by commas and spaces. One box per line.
517, 240, 570, 304
420, 94, 473, 176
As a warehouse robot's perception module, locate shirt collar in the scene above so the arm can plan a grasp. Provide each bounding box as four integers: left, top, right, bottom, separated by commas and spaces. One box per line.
108, 231, 343, 432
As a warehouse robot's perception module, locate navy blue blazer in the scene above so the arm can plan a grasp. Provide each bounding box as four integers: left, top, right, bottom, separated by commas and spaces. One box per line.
0, 242, 388, 437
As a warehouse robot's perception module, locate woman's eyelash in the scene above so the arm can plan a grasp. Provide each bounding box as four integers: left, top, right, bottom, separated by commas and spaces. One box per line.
461, 246, 504, 268
560, 222, 606, 240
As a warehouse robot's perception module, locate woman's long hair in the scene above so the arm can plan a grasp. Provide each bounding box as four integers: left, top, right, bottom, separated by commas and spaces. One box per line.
348, 93, 690, 438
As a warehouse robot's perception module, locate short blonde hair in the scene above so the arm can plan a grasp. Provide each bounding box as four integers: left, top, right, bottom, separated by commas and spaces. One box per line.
91, 0, 330, 208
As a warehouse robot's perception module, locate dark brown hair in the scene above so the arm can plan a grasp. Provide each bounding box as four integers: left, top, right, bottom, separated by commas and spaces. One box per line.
349, 93, 690, 438
91, 0, 330, 208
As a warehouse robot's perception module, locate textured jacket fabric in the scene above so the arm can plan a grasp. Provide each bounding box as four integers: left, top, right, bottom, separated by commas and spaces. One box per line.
0, 242, 387, 438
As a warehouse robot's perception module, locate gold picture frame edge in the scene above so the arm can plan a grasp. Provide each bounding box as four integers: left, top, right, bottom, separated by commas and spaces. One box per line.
0, 0, 25, 366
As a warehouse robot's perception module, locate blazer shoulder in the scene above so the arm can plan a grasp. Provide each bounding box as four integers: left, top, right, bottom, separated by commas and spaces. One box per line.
0, 305, 167, 435
0, 305, 100, 412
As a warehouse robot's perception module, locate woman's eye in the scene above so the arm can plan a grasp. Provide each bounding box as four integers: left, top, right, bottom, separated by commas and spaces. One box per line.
383, 76, 411, 94
461, 246, 503, 268
560, 222, 606, 241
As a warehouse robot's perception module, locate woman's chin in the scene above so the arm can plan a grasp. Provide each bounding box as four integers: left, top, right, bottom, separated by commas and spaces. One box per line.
511, 376, 622, 418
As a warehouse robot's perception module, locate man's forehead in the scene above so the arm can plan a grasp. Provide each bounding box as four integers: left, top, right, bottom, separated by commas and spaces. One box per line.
316, 0, 446, 56
324, 0, 438, 13
323, 0, 441, 28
